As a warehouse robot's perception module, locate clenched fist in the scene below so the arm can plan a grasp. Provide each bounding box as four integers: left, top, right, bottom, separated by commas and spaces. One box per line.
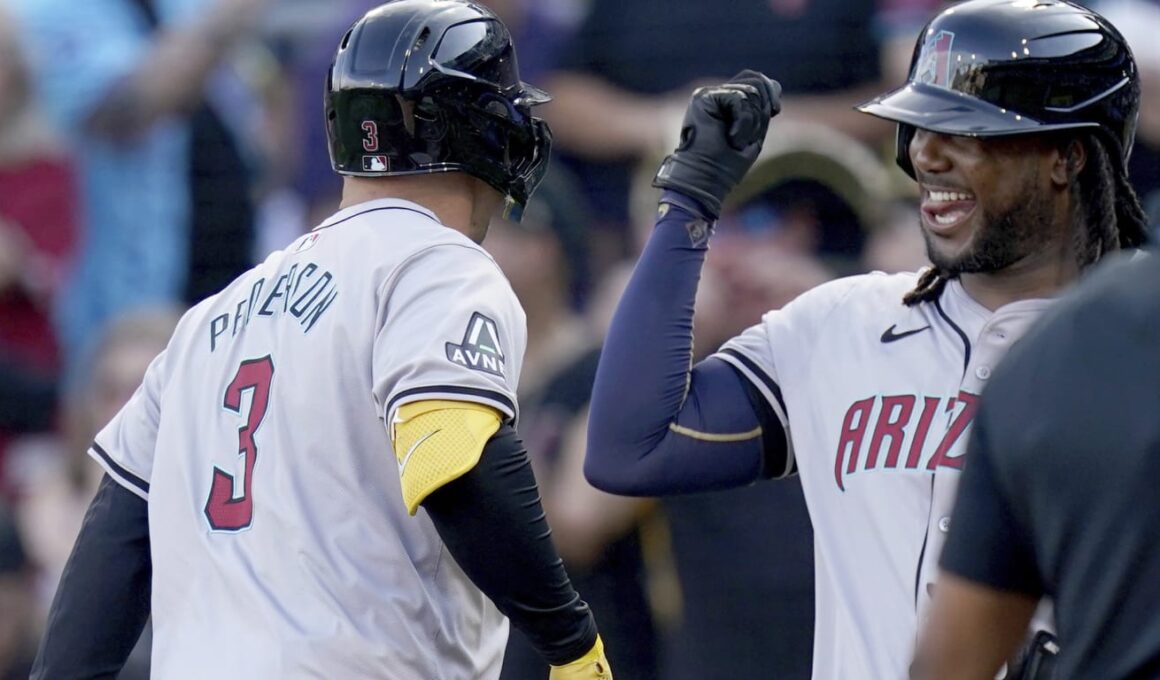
652, 70, 781, 219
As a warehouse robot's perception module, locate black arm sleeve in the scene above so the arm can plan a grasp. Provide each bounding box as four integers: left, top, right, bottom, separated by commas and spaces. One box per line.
584, 192, 788, 495
31, 474, 152, 680
422, 423, 598, 666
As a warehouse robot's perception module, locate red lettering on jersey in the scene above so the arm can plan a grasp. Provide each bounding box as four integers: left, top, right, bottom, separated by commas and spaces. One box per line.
926, 391, 979, 470
833, 392, 980, 490
834, 397, 875, 491
205, 356, 275, 531
905, 396, 943, 469
866, 395, 915, 469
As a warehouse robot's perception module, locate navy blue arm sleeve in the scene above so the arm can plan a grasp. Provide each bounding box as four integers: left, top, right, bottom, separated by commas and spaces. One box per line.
585, 192, 789, 496
423, 423, 598, 666
940, 414, 1043, 596
31, 473, 152, 680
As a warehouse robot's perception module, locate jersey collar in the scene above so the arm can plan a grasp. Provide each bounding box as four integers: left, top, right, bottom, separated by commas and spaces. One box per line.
313, 198, 439, 231
941, 278, 992, 326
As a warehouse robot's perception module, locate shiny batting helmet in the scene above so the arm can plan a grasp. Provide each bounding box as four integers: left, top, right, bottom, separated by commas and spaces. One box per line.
858, 0, 1139, 178
325, 0, 552, 220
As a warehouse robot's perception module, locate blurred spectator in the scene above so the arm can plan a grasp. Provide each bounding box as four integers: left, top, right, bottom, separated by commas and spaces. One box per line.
0, 502, 35, 679
480, 0, 585, 85
9, 307, 181, 611
541, 0, 892, 266
235, 49, 309, 261
862, 199, 930, 275
488, 171, 660, 680
6, 0, 268, 377
0, 1, 79, 494
6, 308, 178, 679
8, 309, 177, 680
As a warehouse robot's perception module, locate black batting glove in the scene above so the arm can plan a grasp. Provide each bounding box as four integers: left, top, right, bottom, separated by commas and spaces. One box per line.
652, 70, 781, 220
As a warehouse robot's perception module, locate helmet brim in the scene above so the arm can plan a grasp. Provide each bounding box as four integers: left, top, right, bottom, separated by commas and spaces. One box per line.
857, 82, 1097, 137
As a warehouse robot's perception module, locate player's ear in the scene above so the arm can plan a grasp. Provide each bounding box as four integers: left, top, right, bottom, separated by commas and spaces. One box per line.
1052, 137, 1086, 187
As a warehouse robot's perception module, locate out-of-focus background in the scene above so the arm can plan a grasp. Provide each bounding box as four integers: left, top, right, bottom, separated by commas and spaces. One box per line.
0, 0, 1157, 678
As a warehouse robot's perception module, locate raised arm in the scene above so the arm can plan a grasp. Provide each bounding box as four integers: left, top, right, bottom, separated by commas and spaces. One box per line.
585, 72, 789, 496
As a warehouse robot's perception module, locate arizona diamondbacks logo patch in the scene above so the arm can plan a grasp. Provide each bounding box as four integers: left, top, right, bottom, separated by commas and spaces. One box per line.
916, 29, 955, 88
446, 312, 505, 377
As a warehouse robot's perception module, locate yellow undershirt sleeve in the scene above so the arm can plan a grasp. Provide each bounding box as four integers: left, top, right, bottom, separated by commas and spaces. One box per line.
390, 399, 503, 515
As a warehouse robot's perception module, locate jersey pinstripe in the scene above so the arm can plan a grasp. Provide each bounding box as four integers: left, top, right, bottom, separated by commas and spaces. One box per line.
713, 271, 1052, 680
88, 198, 525, 679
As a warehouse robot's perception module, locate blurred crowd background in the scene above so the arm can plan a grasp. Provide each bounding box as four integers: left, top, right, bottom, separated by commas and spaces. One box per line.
1, 0, 1159, 678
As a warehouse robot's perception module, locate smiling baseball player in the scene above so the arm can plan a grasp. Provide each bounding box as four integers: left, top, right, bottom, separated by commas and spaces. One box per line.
584, 1, 1147, 678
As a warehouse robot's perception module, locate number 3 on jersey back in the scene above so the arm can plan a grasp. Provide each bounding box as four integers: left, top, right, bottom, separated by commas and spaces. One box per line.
204, 356, 275, 532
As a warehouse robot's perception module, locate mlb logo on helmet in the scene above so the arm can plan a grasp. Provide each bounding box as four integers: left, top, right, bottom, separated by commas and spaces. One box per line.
916, 30, 955, 88
363, 155, 390, 172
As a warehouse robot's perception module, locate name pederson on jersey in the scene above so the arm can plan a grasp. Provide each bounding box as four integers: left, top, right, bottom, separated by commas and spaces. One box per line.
714, 271, 1051, 680
89, 198, 526, 679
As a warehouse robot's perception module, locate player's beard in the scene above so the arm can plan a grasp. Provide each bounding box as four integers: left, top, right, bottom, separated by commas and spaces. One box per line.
925, 174, 1059, 275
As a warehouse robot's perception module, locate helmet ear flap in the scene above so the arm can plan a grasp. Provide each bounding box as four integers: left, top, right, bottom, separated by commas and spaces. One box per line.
896, 123, 917, 179
413, 97, 449, 143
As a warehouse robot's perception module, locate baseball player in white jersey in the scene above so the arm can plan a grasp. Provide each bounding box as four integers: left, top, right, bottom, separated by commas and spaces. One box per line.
584, 1, 1147, 678
31, 2, 613, 678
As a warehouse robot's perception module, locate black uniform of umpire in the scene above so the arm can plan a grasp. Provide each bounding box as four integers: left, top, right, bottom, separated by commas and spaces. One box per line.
940, 251, 1160, 678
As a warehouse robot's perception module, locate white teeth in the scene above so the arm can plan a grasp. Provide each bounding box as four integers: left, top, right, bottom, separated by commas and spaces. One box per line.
928, 190, 972, 202
934, 213, 960, 225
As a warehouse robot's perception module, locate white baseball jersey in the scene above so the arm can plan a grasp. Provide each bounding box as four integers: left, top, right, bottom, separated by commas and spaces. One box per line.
714, 271, 1052, 680
89, 198, 527, 679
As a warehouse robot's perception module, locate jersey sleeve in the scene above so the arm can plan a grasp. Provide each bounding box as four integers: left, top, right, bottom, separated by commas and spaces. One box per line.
88, 348, 170, 501
713, 276, 862, 437
714, 321, 790, 431
373, 243, 526, 426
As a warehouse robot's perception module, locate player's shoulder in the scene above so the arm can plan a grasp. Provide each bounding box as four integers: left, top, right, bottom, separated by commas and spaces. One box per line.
995, 251, 1157, 387
315, 197, 501, 272
786, 269, 922, 313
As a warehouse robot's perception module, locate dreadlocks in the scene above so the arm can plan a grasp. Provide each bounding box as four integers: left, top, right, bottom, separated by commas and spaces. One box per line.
903, 132, 1151, 307
902, 267, 948, 307
1074, 133, 1150, 265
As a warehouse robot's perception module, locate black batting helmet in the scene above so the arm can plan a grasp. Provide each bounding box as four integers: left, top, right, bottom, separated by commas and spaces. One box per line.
325, 0, 552, 220
858, 0, 1139, 178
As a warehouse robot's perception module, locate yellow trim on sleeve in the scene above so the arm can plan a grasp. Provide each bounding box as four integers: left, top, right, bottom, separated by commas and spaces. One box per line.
391, 400, 502, 515
668, 422, 763, 442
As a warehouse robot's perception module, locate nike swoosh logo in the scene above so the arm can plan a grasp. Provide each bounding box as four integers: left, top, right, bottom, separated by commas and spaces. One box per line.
398, 429, 440, 477
880, 324, 931, 343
